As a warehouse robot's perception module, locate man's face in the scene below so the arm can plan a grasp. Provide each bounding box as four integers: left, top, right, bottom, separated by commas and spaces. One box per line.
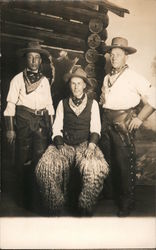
110, 48, 127, 69
26, 52, 42, 71
70, 77, 86, 98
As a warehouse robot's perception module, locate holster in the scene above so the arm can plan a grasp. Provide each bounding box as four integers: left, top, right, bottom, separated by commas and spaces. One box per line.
103, 109, 136, 146
114, 110, 136, 145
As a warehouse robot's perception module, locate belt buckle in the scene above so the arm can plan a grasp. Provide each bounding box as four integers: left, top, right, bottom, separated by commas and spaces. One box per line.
35, 109, 43, 116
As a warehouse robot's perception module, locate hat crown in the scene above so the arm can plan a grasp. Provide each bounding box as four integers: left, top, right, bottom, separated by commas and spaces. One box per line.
26, 41, 42, 50
103, 37, 136, 55
70, 65, 87, 79
17, 41, 50, 57
111, 37, 128, 48
64, 65, 90, 86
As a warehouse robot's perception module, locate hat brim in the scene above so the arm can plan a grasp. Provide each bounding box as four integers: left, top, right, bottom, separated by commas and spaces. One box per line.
64, 72, 91, 86
17, 48, 50, 57
103, 45, 137, 55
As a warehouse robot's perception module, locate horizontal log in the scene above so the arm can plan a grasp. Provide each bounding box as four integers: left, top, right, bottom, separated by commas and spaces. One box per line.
40, 1, 101, 12
1, 35, 28, 51
1, 21, 86, 51
87, 0, 129, 17
5, 1, 109, 25
1, 8, 89, 40
79, 1, 101, 11
4, 1, 100, 13
2, 33, 43, 43
1, 34, 44, 55
49, 5, 109, 25
1, 35, 85, 62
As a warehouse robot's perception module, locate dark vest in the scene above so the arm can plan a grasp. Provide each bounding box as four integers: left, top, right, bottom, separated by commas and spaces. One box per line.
63, 97, 93, 145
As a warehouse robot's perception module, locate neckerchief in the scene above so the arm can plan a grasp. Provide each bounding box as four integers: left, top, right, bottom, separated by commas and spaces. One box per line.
69, 94, 87, 116
72, 93, 85, 106
108, 64, 128, 87
23, 69, 44, 94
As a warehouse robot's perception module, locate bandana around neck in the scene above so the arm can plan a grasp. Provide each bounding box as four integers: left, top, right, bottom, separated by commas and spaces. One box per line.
72, 93, 85, 106
23, 69, 44, 94
69, 94, 87, 116
110, 64, 128, 76
108, 64, 128, 87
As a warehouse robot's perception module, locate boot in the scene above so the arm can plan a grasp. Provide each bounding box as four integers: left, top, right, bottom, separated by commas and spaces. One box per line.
117, 196, 135, 217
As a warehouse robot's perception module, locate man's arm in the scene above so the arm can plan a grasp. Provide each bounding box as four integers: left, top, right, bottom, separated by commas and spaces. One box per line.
129, 76, 155, 132
4, 75, 21, 144
128, 103, 155, 132
4, 116, 16, 144
52, 100, 64, 150
45, 78, 55, 116
85, 100, 101, 158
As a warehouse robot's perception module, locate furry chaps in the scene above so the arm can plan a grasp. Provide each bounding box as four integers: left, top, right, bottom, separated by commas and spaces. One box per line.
35, 144, 75, 214
35, 142, 109, 214
75, 142, 109, 210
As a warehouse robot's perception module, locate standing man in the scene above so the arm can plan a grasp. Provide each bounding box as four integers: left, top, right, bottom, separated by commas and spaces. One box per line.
4, 41, 55, 209
100, 37, 155, 217
36, 66, 109, 216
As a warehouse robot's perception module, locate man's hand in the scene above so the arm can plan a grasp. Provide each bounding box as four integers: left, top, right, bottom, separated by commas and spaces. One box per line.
128, 117, 143, 132
57, 145, 66, 155
99, 95, 105, 106
84, 143, 96, 158
6, 130, 16, 144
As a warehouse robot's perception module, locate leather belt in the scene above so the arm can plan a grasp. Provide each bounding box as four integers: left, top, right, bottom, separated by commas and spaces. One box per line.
103, 108, 132, 123
16, 105, 46, 116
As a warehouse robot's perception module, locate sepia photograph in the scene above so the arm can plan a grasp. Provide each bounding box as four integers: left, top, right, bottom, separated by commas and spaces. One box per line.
0, 0, 156, 249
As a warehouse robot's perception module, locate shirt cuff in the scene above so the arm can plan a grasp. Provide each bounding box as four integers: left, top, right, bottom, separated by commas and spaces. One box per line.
47, 106, 55, 116
53, 136, 64, 146
89, 132, 100, 145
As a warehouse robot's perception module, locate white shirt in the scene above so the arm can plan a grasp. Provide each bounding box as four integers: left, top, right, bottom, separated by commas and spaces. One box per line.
4, 72, 55, 116
52, 97, 101, 140
101, 67, 156, 110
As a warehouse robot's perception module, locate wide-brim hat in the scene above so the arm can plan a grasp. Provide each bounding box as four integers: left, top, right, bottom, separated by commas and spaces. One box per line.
103, 37, 137, 55
64, 65, 91, 86
17, 41, 50, 58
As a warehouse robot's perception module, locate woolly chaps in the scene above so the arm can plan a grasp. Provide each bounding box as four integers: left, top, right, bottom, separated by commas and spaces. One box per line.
35, 142, 109, 214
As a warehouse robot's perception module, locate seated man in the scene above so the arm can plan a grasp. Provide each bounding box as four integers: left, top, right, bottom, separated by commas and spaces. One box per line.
35, 66, 109, 216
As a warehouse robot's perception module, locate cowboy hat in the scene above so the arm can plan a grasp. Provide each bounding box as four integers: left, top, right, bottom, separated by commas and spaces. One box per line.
103, 37, 137, 55
17, 41, 50, 57
64, 65, 91, 86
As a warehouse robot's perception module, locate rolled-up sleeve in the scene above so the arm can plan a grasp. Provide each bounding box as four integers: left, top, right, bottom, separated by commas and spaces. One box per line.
146, 85, 156, 109
4, 75, 21, 116
52, 100, 64, 140
135, 73, 156, 109
4, 102, 16, 116
45, 79, 55, 115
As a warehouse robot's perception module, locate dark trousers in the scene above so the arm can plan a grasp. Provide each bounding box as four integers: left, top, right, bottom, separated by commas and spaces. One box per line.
15, 110, 50, 210
100, 111, 136, 209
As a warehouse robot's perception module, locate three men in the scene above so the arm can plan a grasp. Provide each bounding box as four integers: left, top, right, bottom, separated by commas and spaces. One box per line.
35, 66, 109, 216
4, 38, 155, 217
4, 41, 55, 208
100, 37, 155, 217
